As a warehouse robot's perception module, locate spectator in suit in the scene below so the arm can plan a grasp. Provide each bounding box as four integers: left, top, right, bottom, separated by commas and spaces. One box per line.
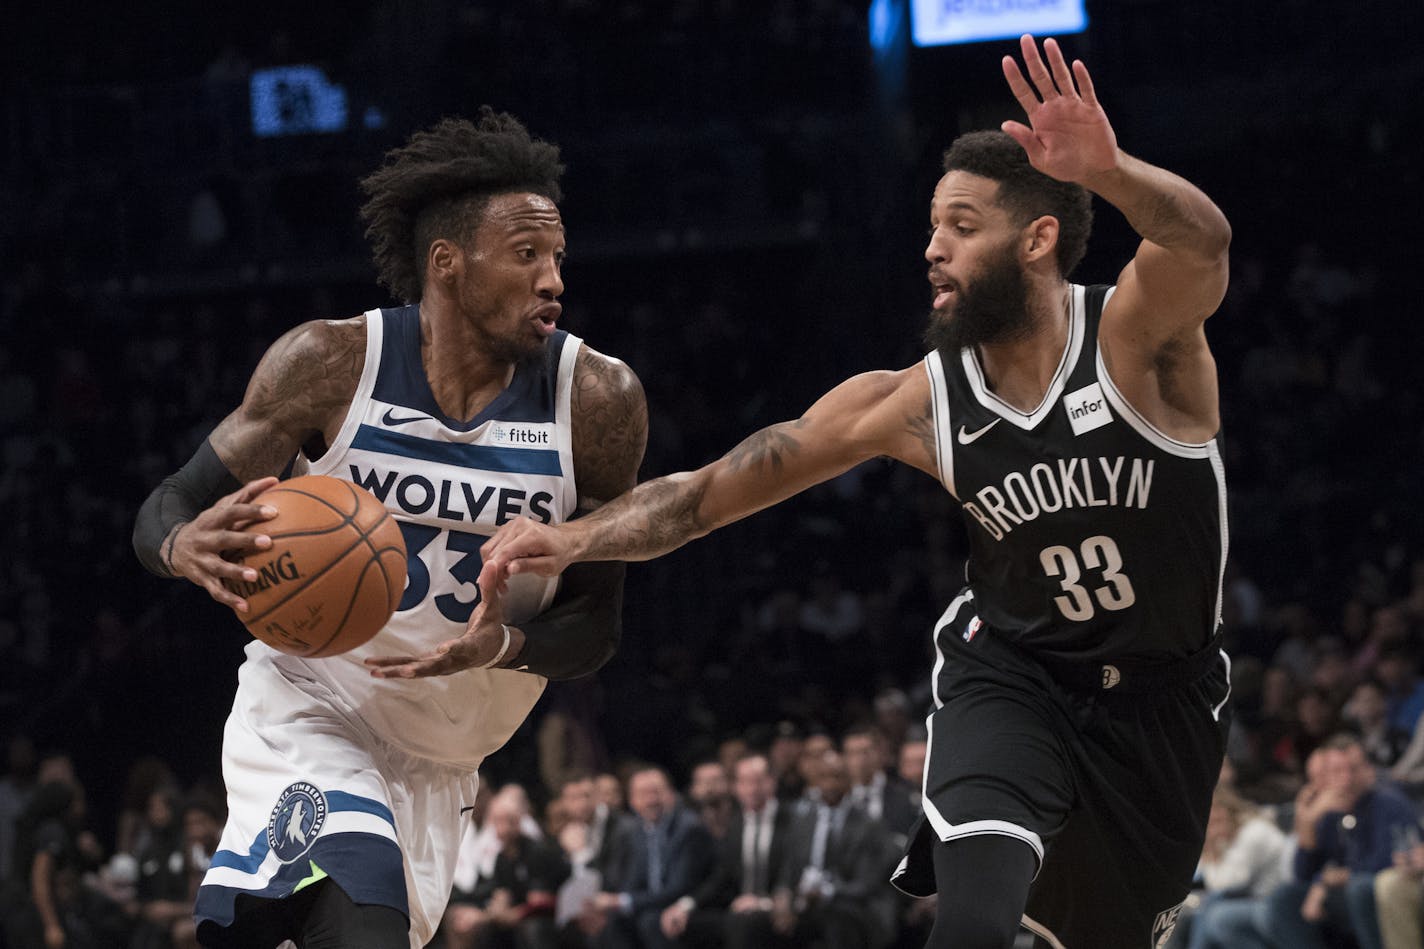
897, 734, 927, 812
660, 753, 793, 948
558, 773, 635, 887
686, 760, 735, 841
841, 726, 916, 840
770, 750, 898, 949
444, 791, 571, 949
1259, 733, 1417, 949
585, 766, 715, 949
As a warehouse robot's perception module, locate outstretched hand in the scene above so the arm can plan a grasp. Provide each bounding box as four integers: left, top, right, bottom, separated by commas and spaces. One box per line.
168, 476, 281, 613
364, 560, 518, 678
1000, 34, 1118, 186
480, 517, 579, 579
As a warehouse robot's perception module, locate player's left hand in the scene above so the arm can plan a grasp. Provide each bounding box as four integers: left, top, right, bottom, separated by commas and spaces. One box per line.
363, 561, 523, 678
1000, 34, 1118, 186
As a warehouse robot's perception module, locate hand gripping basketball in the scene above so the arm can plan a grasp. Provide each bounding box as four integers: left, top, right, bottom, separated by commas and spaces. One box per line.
167, 476, 282, 613
222, 476, 407, 657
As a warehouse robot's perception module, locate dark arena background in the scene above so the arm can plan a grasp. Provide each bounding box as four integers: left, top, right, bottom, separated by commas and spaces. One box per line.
2, 1, 1423, 947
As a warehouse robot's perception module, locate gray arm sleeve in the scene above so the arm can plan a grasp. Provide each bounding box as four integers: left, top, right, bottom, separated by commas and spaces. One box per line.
132, 440, 242, 578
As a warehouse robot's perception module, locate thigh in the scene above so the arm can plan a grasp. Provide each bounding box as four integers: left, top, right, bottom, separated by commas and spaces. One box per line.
196, 657, 410, 942
1025, 662, 1229, 948
300, 879, 410, 949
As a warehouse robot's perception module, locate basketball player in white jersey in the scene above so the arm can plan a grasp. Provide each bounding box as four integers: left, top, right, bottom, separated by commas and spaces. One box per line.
483, 37, 1233, 947
133, 109, 647, 949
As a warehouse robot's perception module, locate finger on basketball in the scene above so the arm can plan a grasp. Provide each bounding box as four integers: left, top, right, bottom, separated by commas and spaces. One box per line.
205, 580, 246, 612
233, 476, 280, 503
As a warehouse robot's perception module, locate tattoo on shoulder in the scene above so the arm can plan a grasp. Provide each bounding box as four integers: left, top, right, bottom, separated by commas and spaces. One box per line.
723, 419, 808, 474
906, 398, 937, 463
216, 319, 366, 480
573, 349, 648, 504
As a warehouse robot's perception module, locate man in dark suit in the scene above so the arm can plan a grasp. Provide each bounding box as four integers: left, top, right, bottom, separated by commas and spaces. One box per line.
559, 772, 636, 888
842, 725, 917, 843
659, 753, 794, 948
586, 765, 715, 949
770, 750, 899, 949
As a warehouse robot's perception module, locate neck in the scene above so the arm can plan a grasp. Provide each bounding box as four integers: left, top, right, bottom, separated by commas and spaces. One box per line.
975, 278, 1071, 413
418, 297, 515, 422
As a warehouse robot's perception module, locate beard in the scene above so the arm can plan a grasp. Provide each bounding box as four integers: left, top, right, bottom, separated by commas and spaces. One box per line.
923, 241, 1033, 354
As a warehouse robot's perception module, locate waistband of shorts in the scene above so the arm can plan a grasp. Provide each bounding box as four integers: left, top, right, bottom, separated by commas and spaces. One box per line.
1018, 632, 1225, 695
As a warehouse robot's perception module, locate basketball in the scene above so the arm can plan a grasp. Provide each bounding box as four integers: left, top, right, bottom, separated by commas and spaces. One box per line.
224, 475, 407, 658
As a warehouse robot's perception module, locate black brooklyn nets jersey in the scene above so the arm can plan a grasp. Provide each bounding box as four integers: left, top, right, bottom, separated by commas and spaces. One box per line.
924, 284, 1227, 664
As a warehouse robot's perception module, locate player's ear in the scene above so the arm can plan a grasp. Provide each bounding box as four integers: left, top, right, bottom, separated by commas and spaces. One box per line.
1023, 215, 1059, 265
428, 238, 462, 285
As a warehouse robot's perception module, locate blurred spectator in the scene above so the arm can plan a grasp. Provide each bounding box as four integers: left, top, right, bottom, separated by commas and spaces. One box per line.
1345, 679, 1411, 769
659, 752, 791, 948
584, 765, 715, 949
443, 791, 570, 949
685, 760, 734, 842
0, 779, 125, 949
896, 733, 927, 813
840, 725, 915, 841
767, 749, 897, 949
116, 757, 177, 858
538, 679, 611, 802
766, 724, 804, 805
1377, 644, 1424, 737
1169, 785, 1288, 949
1260, 734, 1416, 949
872, 690, 913, 757
1375, 829, 1424, 949
596, 774, 626, 815
0, 735, 37, 890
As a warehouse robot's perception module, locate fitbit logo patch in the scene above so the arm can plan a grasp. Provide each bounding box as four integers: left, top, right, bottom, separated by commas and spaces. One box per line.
492, 424, 551, 446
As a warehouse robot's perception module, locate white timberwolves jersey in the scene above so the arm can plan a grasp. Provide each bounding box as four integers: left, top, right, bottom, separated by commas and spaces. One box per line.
286, 305, 581, 768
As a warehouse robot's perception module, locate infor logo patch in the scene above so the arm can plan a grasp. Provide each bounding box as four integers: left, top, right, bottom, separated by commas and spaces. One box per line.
1063, 382, 1113, 436
267, 782, 328, 864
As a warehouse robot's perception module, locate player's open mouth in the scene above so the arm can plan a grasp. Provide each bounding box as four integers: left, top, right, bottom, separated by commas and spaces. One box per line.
932, 284, 955, 309
530, 302, 561, 336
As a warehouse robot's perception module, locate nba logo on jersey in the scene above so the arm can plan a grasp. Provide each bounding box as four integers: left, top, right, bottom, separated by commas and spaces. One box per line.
962, 616, 983, 643
1062, 382, 1113, 436
1152, 902, 1184, 947
267, 782, 328, 863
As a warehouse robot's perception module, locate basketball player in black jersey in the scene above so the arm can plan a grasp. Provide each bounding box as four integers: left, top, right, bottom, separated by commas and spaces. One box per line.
483, 35, 1233, 948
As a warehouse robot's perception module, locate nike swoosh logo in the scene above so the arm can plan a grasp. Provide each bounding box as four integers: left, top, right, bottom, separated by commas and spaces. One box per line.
957, 419, 1001, 445
382, 407, 431, 426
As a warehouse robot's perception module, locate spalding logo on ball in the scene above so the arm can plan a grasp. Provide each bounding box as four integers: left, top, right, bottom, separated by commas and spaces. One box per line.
223, 475, 407, 657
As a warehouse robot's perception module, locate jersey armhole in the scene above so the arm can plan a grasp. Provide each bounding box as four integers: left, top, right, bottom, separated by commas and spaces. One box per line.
923, 351, 956, 499
553, 333, 582, 519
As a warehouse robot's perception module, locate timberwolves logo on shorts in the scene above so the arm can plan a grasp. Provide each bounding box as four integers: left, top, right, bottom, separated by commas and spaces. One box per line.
267, 782, 328, 863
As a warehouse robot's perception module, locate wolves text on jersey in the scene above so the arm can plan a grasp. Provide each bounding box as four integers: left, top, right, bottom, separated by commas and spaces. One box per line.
350, 464, 555, 526
962, 455, 1154, 541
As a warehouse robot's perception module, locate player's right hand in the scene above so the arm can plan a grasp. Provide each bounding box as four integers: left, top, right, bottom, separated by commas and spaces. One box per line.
481, 517, 578, 579
168, 476, 280, 613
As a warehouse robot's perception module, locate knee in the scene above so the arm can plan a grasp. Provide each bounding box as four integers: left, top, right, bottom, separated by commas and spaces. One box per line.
1259, 882, 1306, 927
1375, 867, 1422, 907
925, 900, 1021, 949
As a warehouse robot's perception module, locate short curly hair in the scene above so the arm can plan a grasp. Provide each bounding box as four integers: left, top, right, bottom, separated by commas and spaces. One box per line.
359, 108, 564, 303
942, 131, 1093, 278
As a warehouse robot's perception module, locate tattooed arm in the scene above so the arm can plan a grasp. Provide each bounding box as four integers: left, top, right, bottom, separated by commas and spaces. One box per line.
481, 365, 938, 577
133, 318, 365, 610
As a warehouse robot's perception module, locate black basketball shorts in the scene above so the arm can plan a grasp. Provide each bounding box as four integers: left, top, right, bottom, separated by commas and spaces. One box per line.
892, 587, 1230, 948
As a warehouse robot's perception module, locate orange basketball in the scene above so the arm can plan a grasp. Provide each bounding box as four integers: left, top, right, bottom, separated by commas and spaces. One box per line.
225, 475, 406, 658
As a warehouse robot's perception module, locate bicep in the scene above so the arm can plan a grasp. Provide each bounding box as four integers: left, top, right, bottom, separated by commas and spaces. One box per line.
1105, 240, 1229, 350
210, 319, 364, 481
572, 349, 649, 507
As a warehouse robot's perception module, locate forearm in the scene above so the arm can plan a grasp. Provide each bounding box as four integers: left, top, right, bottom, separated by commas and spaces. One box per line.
31, 853, 60, 930
133, 439, 241, 577
568, 471, 714, 564
1085, 151, 1230, 261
